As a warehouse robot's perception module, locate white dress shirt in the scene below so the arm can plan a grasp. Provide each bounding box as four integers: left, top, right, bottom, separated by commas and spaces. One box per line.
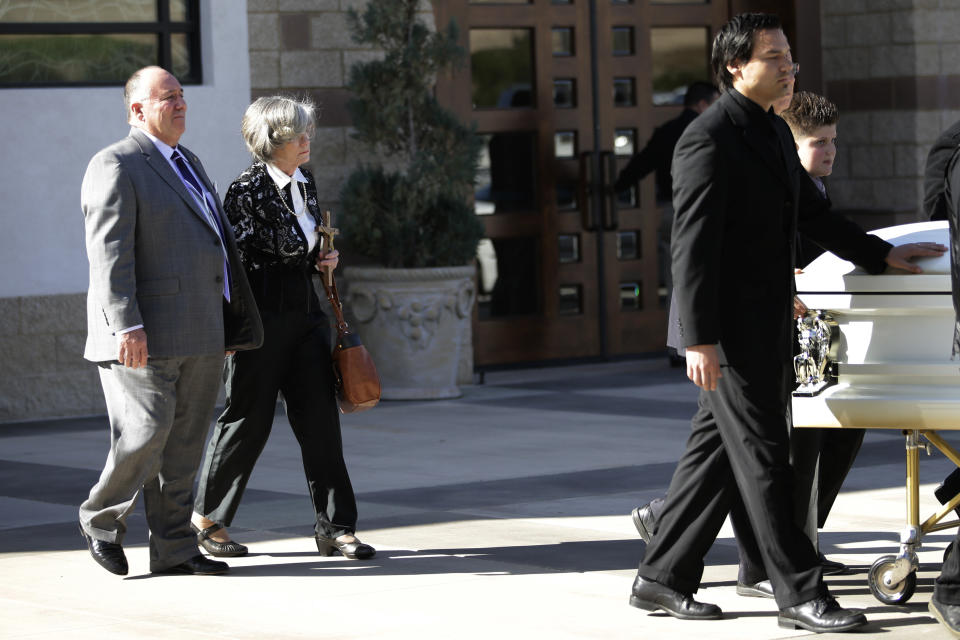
265, 162, 318, 253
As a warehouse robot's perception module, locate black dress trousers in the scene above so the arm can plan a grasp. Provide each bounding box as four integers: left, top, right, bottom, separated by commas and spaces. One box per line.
194, 308, 358, 539
638, 359, 823, 609
734, 389, 867, 582
722, 364, 852, 584
936, 539, 960, 604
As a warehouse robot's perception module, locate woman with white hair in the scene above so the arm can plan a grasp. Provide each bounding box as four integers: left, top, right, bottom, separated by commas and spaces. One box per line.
191, 96, 375, 560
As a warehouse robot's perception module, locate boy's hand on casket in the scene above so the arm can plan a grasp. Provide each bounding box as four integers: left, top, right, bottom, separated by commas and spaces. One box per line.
884, 242, 947, 273
686, 344, 722, 391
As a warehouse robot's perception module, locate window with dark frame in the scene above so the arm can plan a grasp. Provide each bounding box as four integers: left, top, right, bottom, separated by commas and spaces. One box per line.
0, 1, 201, 87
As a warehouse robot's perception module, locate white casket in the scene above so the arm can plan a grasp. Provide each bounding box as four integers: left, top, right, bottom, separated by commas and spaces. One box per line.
792, 221, 959, 607
792, 221, 956, 430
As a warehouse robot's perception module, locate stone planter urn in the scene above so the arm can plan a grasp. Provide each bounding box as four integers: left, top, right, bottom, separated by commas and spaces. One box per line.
342, 265, 476, 400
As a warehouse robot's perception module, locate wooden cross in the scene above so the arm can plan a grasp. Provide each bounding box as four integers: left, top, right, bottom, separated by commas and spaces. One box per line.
316, 210, 339, 287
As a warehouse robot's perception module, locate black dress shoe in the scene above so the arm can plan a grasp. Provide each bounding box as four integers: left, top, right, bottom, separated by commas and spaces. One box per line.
192, 523, 248, 557
80, 525, 128, 576
736, 579, 774, 598
631, 504, 657, 544
819, 552, 849, 576
316, 535, 376, 559
629, 576, 722, 620
152, 554, 229, 575
778, 595, 866, 633
930, 595, 960, 637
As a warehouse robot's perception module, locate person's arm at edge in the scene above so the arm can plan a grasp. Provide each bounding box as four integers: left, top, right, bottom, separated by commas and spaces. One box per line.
614, 128, 663, 192
81, 153, 148, 367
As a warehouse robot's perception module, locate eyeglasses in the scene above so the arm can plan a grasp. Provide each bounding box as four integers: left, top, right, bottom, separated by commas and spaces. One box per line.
754, 54, 799, 76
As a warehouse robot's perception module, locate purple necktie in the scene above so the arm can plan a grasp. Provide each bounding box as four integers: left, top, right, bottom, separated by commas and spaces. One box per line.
172, 149, 231, 301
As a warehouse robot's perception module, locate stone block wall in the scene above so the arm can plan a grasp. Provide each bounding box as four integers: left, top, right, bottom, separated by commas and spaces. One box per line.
821, 0, 960, 225
0, 294, 106, 423
247, 0, 435, 209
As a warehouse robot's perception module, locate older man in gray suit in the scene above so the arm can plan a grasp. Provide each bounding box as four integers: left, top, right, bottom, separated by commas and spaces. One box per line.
79, 66, 262, 576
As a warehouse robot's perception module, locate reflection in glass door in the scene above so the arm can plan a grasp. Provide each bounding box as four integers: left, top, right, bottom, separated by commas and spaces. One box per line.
436, 0, 730, 367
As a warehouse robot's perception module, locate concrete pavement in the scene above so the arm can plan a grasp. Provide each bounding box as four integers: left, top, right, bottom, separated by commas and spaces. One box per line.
0, 358, 958, 639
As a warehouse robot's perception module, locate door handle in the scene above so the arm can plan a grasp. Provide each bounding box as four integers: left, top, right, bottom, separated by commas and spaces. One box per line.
578, 151, 598, 231
601, 150, 619, 231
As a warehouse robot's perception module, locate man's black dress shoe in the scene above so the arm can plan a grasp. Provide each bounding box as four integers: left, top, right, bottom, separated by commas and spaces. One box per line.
631, 504, 657, 544
629, 576, 722, 620
778, 595, 866, 632
79, 525, 128, 576
736, 579, 774, 599
152, 554, 229, 575
819, 552, 849, 576
192, 523, 248, 557
315, 535, 376, 560
930, 595, 960, 637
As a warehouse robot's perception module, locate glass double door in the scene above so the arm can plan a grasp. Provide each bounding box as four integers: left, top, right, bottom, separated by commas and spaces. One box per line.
436, 0, 730, 367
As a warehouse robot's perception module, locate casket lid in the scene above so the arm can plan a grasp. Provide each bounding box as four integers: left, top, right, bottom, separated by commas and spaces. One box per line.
795, 221, 950, 293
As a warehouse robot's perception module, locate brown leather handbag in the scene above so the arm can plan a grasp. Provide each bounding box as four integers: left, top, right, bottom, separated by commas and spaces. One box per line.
321, 274, 381, 413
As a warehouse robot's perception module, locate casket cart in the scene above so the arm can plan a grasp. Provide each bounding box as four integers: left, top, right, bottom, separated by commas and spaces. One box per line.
793, 220, 959, 605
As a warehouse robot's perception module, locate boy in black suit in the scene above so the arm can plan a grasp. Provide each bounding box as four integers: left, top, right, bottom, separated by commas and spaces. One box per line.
782, 91, 865, 571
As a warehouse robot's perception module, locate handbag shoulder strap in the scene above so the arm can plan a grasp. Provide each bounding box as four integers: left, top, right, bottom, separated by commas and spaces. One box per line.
321, 273, 349, 333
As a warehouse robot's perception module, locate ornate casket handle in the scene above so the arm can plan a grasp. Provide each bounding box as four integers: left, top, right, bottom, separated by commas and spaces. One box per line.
793, 311, 840, 397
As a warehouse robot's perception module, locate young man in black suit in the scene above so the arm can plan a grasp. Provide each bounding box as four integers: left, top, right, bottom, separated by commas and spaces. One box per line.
629, 13, 945, 633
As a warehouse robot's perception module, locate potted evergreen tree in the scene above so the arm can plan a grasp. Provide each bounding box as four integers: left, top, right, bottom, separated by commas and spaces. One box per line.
339, 0, 483, 399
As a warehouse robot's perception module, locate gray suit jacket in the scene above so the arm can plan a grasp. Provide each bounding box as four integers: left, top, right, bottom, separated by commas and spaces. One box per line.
82, 128, 262, 362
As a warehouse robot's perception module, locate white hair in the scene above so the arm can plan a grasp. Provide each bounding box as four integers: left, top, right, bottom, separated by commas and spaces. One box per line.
241, 96, 317, 163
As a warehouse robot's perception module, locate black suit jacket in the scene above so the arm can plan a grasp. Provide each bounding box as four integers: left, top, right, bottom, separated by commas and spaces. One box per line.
943, 151, 960, 356
924, 119, 960, 221
669, 89, 891, 367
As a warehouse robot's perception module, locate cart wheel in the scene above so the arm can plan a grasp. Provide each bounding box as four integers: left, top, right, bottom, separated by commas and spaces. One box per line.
868, 555, 917, 605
